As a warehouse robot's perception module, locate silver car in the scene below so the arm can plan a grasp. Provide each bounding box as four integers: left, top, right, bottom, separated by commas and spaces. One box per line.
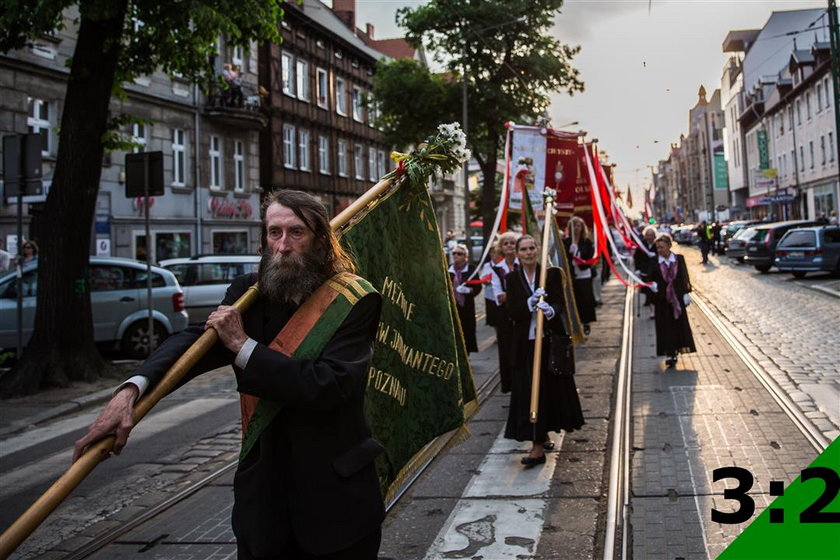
159, 255, 260, 324
725, 227, 759, 262
0, 257, 188, 359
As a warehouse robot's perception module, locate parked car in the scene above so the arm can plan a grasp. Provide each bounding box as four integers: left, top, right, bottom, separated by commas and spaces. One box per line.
725, 226, 761, 262
159, 255, 260, 324
454, 236, 486, 265
672, 224, 699, 245
721, 220, 762, 252
775, 225, 840, 278
0, 257, 188, 359
744, 220, 822, 272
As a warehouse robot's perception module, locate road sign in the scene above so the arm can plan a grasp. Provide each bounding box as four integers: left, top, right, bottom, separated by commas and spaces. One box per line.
125, 151, 164, 197
2, 133, 43, 198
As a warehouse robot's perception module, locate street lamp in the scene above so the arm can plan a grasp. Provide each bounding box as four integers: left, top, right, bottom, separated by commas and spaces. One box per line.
461, 15, 527, 257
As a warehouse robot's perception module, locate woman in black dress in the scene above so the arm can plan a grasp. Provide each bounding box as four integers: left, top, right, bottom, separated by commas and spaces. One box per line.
504, 235, 585, 467
564, 216, 597, 335
649, 234, 696, 368
633, 226, 658, 319
449, 243, 481, 353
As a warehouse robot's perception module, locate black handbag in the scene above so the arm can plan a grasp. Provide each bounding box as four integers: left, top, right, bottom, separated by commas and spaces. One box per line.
547, 330, 575, 376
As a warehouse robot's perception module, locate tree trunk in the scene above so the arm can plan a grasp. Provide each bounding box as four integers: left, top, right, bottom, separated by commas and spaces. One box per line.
0, 2, 127, 397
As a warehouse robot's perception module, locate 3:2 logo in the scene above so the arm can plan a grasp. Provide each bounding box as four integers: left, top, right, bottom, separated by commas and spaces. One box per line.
712, 466, 840, 524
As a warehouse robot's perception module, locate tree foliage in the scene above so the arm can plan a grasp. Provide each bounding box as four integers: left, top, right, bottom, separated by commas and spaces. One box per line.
0, 1, 284, 396
378, 0, 584, 240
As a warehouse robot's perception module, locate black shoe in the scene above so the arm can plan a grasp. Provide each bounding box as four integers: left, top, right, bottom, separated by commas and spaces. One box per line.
583, 324, 591, 335
543, 441, 555, 451
666, 356, 677, 368
521, 455, 546, 467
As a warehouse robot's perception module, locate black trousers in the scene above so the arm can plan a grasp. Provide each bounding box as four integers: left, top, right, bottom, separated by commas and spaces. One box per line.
238, 527, 381, 560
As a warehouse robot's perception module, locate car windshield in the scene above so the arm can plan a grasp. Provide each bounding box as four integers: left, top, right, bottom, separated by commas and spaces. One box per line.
778, 230, 816, 248
735, 228, 758, 241
751, 228, 770, 243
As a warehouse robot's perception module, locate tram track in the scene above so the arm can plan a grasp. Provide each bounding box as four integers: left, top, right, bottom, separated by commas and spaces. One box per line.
601, 281, 831, 560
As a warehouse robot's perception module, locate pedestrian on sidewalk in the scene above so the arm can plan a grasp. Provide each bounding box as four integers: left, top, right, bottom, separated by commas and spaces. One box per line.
503, 235, 584, 467
696, 220, 712, 264
649, 233, 696, 368
74, 190, 385, 560
564, 216, 597, 336
633, 226, 658, 319
490, 231, 520, 393
450, 243, 481, 353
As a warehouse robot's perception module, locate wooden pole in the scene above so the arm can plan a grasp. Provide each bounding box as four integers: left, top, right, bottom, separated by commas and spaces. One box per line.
529, 188, 556, 423
0, 175, 398, 560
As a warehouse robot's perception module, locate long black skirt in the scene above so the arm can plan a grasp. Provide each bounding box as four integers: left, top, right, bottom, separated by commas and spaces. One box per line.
654, 299, 696, 356
504, 339, 585, 442
572, 277, 597, 324
485, 298, 499, 327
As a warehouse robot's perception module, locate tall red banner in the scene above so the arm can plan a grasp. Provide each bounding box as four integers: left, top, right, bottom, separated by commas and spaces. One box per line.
546, 136, 593, 230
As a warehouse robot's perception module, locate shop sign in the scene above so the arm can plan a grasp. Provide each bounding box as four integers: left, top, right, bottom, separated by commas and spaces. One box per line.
209, 196, 254, 219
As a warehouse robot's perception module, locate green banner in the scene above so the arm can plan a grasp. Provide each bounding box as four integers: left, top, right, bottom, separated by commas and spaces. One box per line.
717, 436, 840, 559
757, 130, 770, 170
341, 177, 476, 501
714, 153, 729, 191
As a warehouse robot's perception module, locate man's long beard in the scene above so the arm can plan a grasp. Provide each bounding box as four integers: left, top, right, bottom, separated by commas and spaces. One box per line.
258, 250, 330, 305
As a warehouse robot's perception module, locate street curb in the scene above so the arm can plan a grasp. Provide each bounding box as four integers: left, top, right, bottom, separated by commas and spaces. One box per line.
0, 387, 114, 438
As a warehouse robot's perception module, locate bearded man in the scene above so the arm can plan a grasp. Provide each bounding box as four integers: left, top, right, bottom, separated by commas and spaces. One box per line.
74, 190, 384, 559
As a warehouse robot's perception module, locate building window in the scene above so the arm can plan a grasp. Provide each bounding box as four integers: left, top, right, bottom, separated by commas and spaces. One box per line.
212, 230, 249, 254
817, 83, 823, 112
796, 100, 802, 125
318, 136, 330, 174
27, 97, 52, 156
788, 106, 794, 129
800, 145, 805, 172
368, 98, 377, 128
821, 135, 826, 166
298, 129, 310, 171
131, 123, 147, 153
135, 231, 192, 263
782, 153, 787, 178
296, 59, 309, 101
234, 140, 245, 192
368, 147, 376, 181
354, 145, 364, 179
283, 125, 296, 169
824, 77, 832, 110
337, 139, 348, 177
209, 135, 223, 190
316, 68, 329, 109
335, 77, 347, 116
809, 141, 814, 169
352, 86, 363, 122
830, 132, 835, 162
232, 44, 243, 67
806, 92, 812, 120
172, 128, 186, 186
282, 51, 295, 97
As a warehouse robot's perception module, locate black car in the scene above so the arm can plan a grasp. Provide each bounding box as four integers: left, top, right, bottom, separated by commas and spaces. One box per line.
744, 220, 822, 272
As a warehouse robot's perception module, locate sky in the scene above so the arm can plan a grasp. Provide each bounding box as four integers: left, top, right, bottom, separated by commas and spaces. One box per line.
351, 0, 830, 203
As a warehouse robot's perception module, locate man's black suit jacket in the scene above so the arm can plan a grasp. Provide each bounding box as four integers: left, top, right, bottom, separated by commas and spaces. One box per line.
134, 273, 385, 557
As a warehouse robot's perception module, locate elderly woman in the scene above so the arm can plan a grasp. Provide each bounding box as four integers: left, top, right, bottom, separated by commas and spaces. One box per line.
633, 226, 658, 319
504, 235, 584, 467
649, 234, 696, 368
490, 231, 519, 393
449, 243, 481, 353
564, 216, 596, 335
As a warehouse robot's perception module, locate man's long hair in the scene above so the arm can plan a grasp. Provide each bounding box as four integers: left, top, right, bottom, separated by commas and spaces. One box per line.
259, 189, 356, 276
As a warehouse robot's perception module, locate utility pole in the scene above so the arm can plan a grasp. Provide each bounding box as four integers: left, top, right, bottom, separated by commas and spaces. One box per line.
828, 0, 840, 165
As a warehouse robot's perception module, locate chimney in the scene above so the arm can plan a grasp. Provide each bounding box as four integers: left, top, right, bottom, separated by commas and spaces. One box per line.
332, 0, 356, 31
366, 23, 374, 40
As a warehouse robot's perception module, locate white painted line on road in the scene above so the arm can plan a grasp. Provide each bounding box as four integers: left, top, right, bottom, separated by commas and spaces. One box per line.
1, 411, 101, 456
424, 425, 563, 559
0, 398, 236, 501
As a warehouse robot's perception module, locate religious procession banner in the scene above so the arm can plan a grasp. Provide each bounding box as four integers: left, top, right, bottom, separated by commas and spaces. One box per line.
339, 124, 476, 502
507, 125, 591, 228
